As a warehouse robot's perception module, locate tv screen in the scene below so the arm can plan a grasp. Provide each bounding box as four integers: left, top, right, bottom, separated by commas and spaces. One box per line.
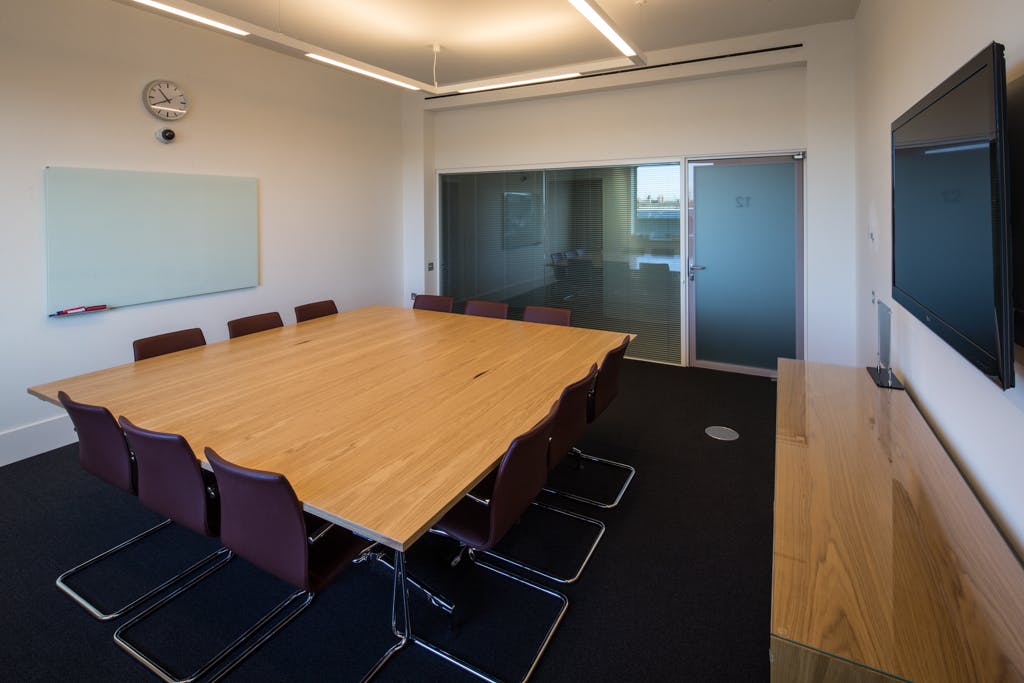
891, 42, 1015, 389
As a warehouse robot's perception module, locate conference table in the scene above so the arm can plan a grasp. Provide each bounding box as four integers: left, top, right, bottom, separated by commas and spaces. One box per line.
28, 304, 631, 678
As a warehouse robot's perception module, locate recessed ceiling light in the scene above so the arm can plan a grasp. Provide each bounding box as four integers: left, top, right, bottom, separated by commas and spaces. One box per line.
131, 0, 250, 36
568, 0, 636, 57
305, 53, 421, 91
459, 73, 582, 94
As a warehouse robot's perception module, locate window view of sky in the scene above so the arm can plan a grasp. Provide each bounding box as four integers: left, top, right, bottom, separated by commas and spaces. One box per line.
637, 164, 680, 210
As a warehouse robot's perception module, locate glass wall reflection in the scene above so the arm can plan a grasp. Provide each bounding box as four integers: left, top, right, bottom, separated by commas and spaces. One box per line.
440, 164, 681, 363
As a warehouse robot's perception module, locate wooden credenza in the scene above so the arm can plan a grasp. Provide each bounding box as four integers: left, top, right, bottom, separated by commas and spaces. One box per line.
771, 360, 1024, 682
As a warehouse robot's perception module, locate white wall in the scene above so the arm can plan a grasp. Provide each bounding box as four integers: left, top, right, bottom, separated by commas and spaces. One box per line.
0, 0, 405, 463
411, 21, 858, 368
854, 0, 1024, 552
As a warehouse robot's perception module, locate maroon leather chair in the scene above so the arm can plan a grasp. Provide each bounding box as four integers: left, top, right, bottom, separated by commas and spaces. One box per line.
428, 406, 569, 681
477, 366, 606, 585
464, 300, 509, 319
133, 327, 206, 361
55, 393, 223, 621
227, 311, 283, 338
566, 335, 636, 509
523, 305, 571, 326
412, 294, 454, 313
119, 418, 220, 538
436, 406, 555, 551
548, 365, 598, 474
114, 447, 375, 683
58, 391, 134, 494
206, 448, 367, 592
589, 336, 630, 422
294, 299, 338, 323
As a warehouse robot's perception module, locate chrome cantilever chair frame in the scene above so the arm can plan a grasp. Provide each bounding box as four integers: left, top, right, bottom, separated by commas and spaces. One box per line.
114, 534, 378, 683
114, 552, 329, 683
56, 519, 229, 621
544, 449, 636, 509
362, 550, 567, 683
442, 501, 606, 585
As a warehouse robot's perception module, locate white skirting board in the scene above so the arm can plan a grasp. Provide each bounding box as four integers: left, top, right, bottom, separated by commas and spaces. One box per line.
0, 414, 75, 467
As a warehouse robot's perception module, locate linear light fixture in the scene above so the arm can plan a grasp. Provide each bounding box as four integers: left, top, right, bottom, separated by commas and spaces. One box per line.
568, 0, 636, 57
305, 53, 421, 91
458, 73, 582, 94
131, 0, 250, 36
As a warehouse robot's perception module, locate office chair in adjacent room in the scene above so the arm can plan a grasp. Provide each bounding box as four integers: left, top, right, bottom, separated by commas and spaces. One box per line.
412, 294, 455, 313
133, 328, 206, 361
55, 393, 224, 621
464, 299, 509, 319
294, 299, 338, 323
226, 312, 284, 339
115, 447, 380, 682
522, 305, 571, 326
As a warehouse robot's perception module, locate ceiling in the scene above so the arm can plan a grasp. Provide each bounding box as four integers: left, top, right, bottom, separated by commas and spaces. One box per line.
135, 0, 861, 92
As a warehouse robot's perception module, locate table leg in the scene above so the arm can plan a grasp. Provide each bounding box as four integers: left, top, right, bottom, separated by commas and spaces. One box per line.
362, 550, 500, 683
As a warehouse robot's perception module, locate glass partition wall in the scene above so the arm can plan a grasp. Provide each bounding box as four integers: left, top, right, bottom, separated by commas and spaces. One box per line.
440, 164, 681, 363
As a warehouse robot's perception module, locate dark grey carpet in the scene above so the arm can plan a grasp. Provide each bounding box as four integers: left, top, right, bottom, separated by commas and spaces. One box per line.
0, 360, 775, 682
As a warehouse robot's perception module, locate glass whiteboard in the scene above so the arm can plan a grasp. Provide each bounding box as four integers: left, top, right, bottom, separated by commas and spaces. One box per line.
44, 167, 258, 312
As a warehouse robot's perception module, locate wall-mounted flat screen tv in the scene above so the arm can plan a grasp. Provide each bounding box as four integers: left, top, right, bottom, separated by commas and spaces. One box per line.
891, 42, 1015, 390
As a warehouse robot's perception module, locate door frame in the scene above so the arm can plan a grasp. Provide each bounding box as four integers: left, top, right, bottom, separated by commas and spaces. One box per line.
684, 153, 805, 377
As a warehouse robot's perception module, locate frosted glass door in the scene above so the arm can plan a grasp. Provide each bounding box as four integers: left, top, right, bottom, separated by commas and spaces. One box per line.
688, 157, 803, 374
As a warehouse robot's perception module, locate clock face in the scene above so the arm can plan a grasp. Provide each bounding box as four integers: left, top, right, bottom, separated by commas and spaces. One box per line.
143, 80, 189, 120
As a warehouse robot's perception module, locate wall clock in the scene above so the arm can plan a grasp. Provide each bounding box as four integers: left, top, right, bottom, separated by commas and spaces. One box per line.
143, 80, 189, 120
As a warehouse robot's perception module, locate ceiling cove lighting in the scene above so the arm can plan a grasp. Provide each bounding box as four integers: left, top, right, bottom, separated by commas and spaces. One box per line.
568, 0, 636, 57
458, 73, 582, 94
131, 0, 250, 36
305, 53, 421, 91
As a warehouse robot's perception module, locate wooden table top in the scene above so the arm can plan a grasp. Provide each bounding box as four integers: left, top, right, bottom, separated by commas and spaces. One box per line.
29, 305, 630, 551
773, 359, 1024, 681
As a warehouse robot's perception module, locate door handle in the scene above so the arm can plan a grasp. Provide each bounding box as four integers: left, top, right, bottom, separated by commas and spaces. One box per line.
688, 263, 706, 281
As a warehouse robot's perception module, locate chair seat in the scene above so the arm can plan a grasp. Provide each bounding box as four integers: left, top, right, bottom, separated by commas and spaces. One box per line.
435, 497, 491, 550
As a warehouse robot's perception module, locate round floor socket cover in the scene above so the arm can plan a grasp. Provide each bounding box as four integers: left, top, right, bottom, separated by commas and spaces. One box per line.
705, 426, 739, 441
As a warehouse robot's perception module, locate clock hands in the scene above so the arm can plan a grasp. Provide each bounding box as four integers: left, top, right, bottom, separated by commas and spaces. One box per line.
155, 86, 173, 105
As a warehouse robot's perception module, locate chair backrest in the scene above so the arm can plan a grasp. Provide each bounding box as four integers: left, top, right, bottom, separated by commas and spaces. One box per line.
412, 294, 454, 313
590, 336, 631, 422
133, 328, 206, 361
464, 300, 509, 319
485, 404, 558, 549
120, 417, 217, 537
58, 391, 135, 494
205, 448, 310, 590
550, 254, 568, 282
294, 299, 338, 323
548, 365, 598, 472
227, 312, 284, 339
523, 305, 571, 326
